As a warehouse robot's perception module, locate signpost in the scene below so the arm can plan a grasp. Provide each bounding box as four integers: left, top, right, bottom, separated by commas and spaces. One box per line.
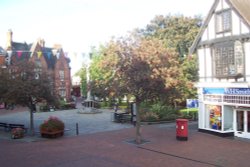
186, 99, 198, 114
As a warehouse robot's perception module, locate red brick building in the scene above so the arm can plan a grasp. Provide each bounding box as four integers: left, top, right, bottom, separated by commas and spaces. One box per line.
3, 30, 72, 101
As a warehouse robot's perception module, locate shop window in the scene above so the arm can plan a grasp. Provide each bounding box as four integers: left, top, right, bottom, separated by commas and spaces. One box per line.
223, 106, 233, 131
206, 105, 222, 130
216, 9, 231, 34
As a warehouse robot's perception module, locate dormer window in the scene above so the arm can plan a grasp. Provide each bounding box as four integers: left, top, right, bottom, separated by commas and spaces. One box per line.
216, 9, 232, 34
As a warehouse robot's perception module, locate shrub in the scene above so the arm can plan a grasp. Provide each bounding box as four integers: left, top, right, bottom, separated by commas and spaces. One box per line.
40, 116, 65, 132
179, 108, 198, 120
150, 102, 178, 120
63, 102, 76, 109
141, 111, 159, 122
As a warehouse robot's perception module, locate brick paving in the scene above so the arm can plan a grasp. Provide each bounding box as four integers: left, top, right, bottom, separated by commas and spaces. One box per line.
1, 102, 250, 167
0, 120, 250, 167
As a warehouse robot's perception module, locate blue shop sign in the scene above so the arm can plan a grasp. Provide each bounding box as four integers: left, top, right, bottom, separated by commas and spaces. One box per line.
186, 99, 198, 108
203, 88, 224, 94
203, 88, 250, 95
225, 88, 250, 95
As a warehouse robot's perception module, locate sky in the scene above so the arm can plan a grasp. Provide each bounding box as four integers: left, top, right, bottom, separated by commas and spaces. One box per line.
0, 0, 214, 76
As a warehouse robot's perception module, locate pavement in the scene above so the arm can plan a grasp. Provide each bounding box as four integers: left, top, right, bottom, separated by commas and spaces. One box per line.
1, 105, 250, 167
0, 106, 133, 141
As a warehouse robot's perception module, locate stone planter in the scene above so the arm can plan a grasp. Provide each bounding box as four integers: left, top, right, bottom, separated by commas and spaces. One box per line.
11, 133, 24, 139
11, 128, 24, 139
40, 130, 64, 138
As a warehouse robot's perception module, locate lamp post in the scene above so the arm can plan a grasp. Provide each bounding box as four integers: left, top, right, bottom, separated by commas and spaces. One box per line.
86, 61, 91, 101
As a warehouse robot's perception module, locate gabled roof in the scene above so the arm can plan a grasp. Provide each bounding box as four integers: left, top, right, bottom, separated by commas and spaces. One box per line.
189, 0, 250, 54
227, 0, 250, 26
0, 46, 5, 54
12, 42, 30, 51
42, 47, 57, 69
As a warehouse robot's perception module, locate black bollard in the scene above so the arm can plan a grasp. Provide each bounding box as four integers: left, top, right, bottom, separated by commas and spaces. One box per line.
76, 123, 79, 135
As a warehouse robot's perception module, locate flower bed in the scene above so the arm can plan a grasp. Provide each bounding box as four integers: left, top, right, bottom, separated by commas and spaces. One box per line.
40, 116, 65, 138
40, 130, 64, 138
11, 128, 24, 139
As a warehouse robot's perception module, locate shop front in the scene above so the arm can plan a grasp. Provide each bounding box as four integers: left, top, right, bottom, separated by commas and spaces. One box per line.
235, 109, 250, 138
199, 88, 250, 138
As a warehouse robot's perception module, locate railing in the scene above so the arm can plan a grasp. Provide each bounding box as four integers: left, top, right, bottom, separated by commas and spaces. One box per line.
204, 94, 250, 105
198, 75, 250, 82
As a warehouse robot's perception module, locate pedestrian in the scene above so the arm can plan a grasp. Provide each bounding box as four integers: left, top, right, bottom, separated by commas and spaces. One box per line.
114, 102, 118, 112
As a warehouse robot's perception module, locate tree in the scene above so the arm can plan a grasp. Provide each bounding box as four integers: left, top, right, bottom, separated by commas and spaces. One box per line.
113, 36, 181, 144
77, 15, 201, 143
0, 60, 55, 135
75, 66, 87, 98
89, 42, 126, 102
137, 14, 202, 57
134, 14, 201, 102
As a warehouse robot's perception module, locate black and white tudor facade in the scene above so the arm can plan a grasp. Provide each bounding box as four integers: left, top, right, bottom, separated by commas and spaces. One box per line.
190, 0, 250, 138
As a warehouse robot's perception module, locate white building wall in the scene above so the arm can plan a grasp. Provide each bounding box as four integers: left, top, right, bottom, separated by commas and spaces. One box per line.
216, 0, 223, 12
208, 15, 215, 40
205, 47, 212, 82
198, 102, 204, 129
201, 29, 208, 41
198, 86, 204, 129
245, 42, 250, 82
215, 0, 230, 12
232, 11, 240, 35
223, 0, 230, 9
241, 22, 250, 34
198, 48, 205, 82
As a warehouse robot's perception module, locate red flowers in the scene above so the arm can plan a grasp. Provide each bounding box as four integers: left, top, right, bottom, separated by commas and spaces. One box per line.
40, 116, 64, 132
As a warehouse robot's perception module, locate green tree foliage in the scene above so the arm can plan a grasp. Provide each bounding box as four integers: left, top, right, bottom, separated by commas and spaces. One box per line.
135, 14, 201, 101
75, 66, 87, 97
116, 37, 181, 102
0, 60, 55, 135
137, 14, 202, 57
89, 43, 126, 100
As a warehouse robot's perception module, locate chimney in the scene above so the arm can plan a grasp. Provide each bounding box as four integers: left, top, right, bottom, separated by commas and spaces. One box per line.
38, 38, 45, 47
6, 29, 13, 50
53, 44, 62, 49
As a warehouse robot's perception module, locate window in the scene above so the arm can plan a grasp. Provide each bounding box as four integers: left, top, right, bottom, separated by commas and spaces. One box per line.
224, 95, 250, 104
205, 105, 222, 131
59, 89, 66, 97
59, 70, 64, 80
213, 41, 244, 78
216, 9, 231, 33
35, 59, 42, 68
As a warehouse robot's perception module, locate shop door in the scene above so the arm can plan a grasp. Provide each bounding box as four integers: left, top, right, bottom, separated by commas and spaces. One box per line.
235, 110, 250, 138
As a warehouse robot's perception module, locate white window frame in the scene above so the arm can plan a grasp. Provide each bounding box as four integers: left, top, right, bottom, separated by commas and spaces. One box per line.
215, 9, 232, 34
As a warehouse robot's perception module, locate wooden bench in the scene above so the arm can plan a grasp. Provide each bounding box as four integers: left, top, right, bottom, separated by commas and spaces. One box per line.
9, 124, 27, 133
0, 122, 9, 131
0, 123, 28, 132
114, 113, 131, 123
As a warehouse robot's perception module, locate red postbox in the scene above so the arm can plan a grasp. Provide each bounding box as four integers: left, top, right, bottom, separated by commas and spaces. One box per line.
176, 119, 188, 141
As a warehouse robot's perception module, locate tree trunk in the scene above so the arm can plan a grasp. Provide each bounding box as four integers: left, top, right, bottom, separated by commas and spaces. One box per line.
135, 102, 142, 144
29, 104, 35, 136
